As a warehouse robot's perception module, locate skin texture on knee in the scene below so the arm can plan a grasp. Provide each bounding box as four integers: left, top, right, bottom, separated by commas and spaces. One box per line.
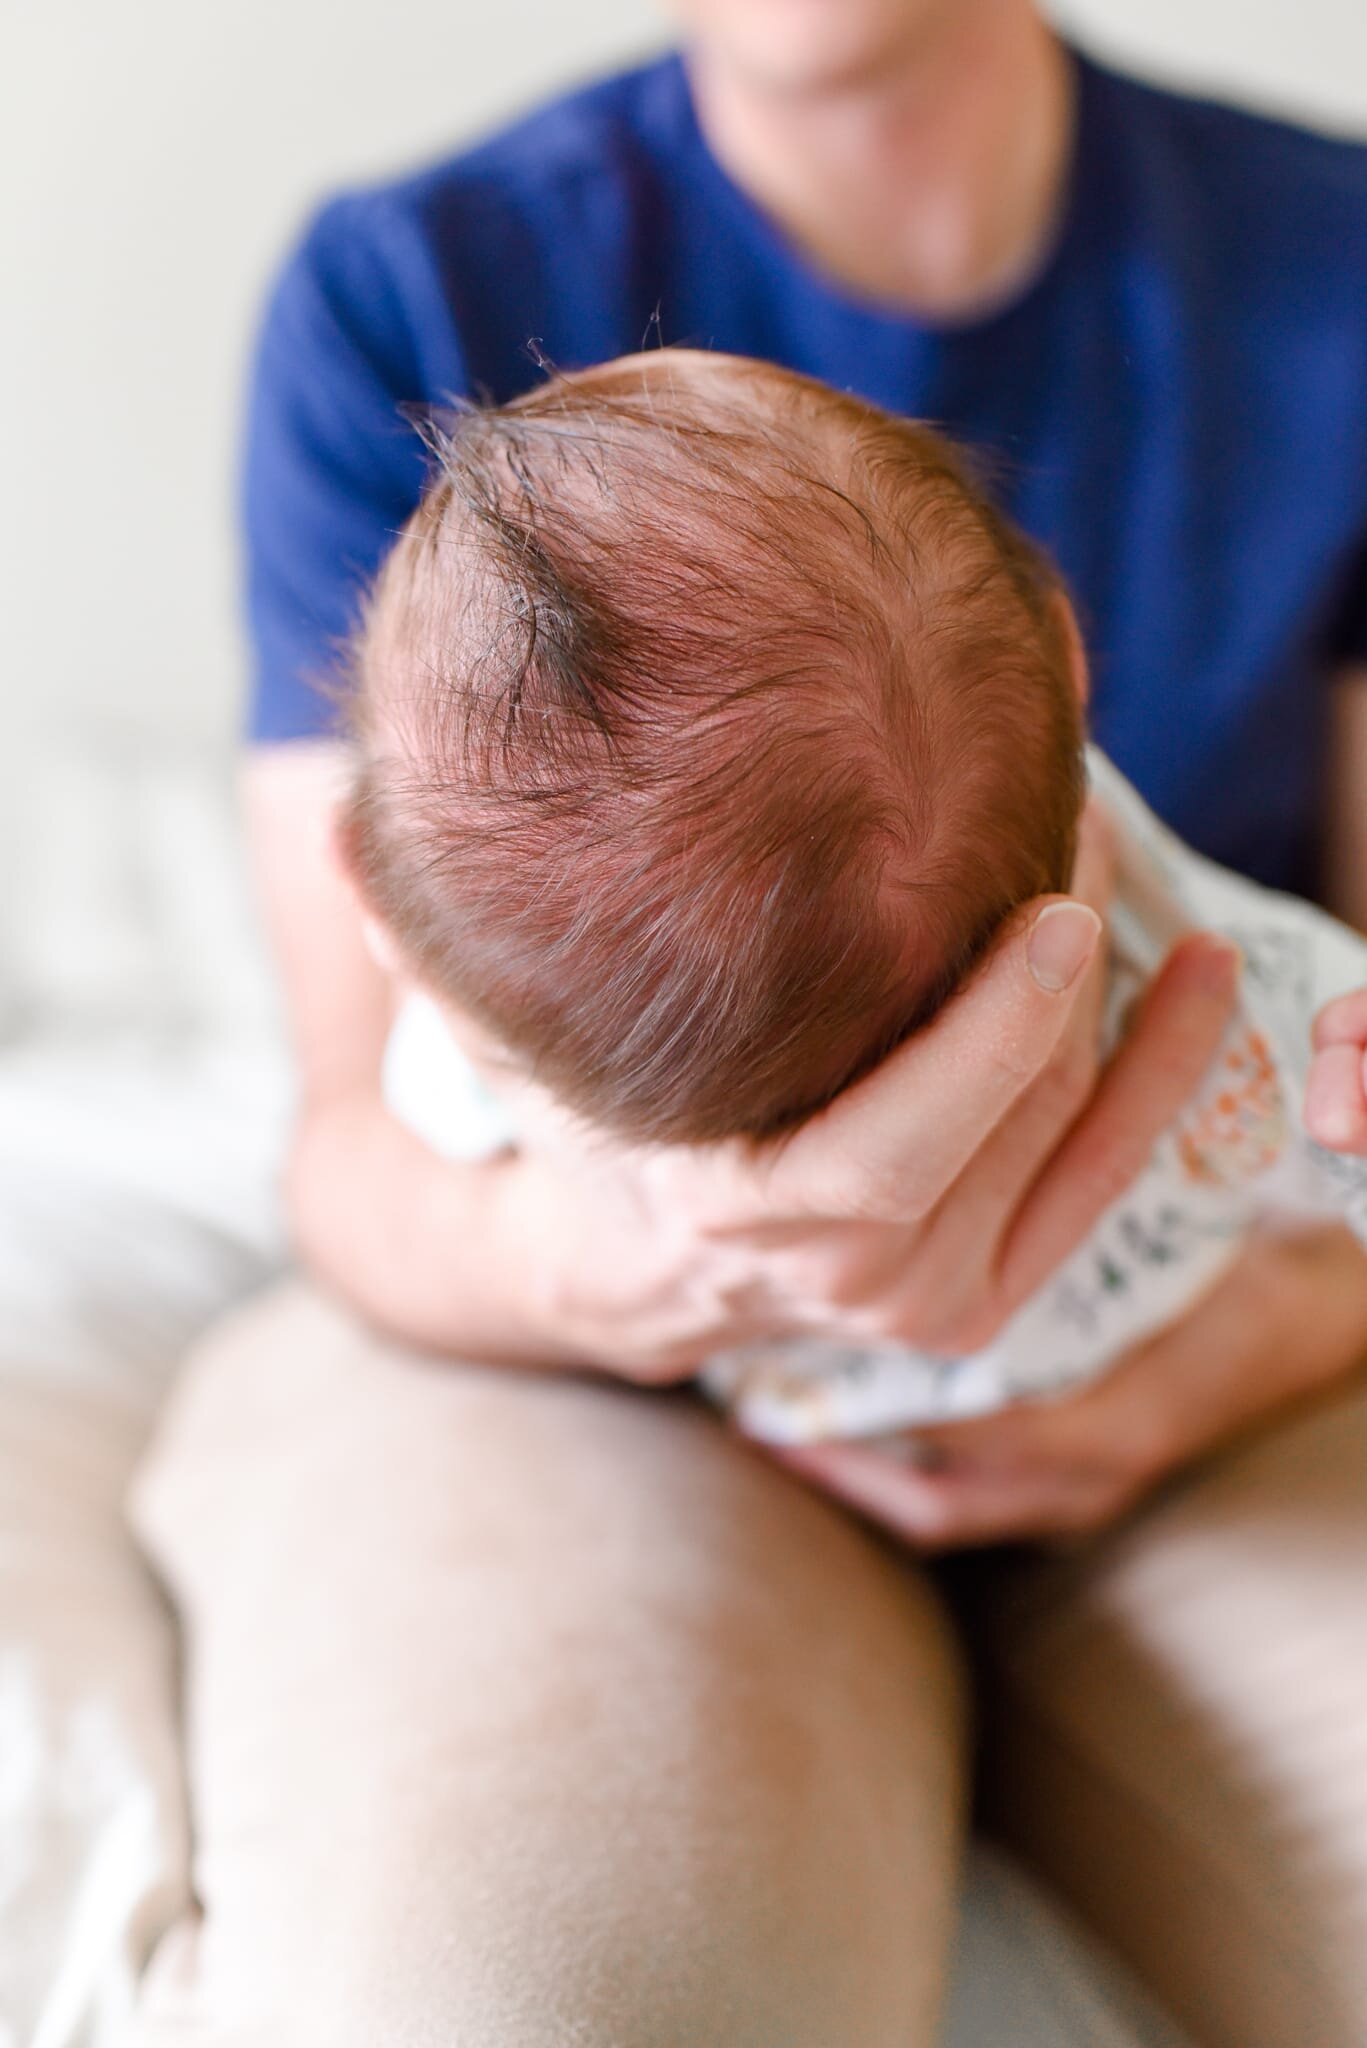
132, 1283, 966, 2046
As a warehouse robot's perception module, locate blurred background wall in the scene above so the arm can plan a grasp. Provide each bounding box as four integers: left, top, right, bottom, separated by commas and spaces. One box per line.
4, 0, 1367, 756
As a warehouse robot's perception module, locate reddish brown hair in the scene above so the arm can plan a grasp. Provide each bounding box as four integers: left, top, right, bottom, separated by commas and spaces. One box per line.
344, 352, 1084, 1145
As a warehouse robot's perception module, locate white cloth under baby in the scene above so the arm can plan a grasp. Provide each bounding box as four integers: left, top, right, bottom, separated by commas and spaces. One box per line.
382, 749, 1367, 1442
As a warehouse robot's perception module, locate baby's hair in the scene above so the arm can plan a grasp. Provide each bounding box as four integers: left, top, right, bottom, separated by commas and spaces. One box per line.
344, 352, 1085, 1145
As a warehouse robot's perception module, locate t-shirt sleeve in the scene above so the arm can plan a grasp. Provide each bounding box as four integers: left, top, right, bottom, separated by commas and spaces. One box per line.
240, 195, 449, 742
1327, 537, 1367, 671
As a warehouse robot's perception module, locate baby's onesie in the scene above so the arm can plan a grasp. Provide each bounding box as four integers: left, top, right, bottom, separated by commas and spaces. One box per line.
382, 751, 1367, 1445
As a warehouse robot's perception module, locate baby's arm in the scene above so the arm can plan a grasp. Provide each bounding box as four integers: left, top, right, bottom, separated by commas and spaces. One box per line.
1306, 990, 1367, 1155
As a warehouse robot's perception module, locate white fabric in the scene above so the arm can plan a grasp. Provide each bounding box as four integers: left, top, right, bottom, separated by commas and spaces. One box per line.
944, 1848, 1192, 2048
0, 1045, 287, 2048
0, 736, 291, 2044
383, 748, 1367, 1443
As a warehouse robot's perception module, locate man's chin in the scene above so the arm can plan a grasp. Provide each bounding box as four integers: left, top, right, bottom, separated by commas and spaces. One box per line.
682, 0, 945, 103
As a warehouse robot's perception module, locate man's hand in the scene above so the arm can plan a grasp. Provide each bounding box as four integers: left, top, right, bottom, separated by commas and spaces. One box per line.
775, 1225, 1367, 1550
514, 808, 1239, 1380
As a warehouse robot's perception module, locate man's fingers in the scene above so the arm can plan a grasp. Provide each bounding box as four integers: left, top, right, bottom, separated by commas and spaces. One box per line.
911, 1350, 1169, 1483
774, 1438, 1105, 1550
1312, 988, 1367, 1051
996, 932, 1241, 1310
900, 830, 1114, 1345
1304, 1043, 1367, 1154
758, 895, 1102, 1224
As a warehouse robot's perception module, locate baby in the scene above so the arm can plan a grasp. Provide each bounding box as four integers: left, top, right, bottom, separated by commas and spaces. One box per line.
342, 350, 1367, 1444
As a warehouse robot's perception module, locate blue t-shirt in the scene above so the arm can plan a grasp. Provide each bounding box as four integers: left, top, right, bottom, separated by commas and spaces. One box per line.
242, 47, 1367, 896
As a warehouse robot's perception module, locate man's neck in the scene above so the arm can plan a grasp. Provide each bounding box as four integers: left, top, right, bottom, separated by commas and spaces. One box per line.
687, 1, 1075, 320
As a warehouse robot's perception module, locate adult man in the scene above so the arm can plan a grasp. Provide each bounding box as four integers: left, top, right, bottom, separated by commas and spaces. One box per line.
134, 4, 1367, 2041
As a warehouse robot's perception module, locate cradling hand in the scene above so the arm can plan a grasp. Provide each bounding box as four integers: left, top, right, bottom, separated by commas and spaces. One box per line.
512, 806, 1240, 1383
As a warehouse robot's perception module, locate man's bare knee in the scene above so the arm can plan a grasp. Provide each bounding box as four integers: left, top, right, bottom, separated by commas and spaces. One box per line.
135, 1286, 962, 2048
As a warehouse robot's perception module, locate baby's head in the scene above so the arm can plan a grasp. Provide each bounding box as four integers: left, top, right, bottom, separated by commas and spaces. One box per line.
343, 351, 1086, 1144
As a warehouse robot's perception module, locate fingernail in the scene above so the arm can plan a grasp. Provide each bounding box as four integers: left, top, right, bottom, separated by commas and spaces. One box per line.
1027, 902, 1102, 992
1195, 935, 1243, 989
